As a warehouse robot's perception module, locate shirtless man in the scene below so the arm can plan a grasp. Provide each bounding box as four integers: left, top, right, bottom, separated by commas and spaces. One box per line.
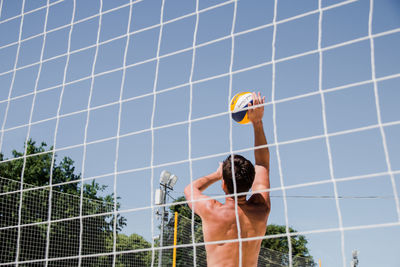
184, 92, 270, 267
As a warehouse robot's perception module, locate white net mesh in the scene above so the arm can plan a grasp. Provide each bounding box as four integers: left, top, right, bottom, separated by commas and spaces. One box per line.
0, 0, 399, 266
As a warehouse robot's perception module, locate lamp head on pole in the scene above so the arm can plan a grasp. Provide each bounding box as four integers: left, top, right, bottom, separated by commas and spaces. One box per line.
160, 170, 171, 185
167, 174, 178, 188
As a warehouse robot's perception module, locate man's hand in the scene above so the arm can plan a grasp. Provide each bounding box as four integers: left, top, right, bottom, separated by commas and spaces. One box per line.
216, 162, 223, 179
248, 92, 265, 124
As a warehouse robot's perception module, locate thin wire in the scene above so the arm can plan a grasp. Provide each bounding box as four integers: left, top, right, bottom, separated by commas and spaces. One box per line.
175, 192, 397, 199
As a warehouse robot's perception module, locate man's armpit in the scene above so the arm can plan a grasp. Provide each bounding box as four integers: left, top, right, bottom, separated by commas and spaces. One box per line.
249, 193, 267, 205
253, 165, 269, 188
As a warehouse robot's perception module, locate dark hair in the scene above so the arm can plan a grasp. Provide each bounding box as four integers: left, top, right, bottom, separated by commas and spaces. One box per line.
222, 154, 255, 195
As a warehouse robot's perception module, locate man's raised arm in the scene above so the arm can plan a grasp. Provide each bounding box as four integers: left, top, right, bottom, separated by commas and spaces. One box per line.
248, 92, 270, 207
184, 164, 222, 216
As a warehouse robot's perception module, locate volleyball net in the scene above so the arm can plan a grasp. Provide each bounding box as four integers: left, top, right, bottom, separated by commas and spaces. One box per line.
0, 0, 399, 266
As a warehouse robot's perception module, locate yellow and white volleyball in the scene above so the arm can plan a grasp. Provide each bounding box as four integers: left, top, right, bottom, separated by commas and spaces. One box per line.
230, 92, 253, 124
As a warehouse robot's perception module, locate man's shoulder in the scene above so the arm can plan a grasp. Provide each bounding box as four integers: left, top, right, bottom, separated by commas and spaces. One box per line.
197, 199, 224, 218
200, 201, 236, 221
247, 194, 270, 213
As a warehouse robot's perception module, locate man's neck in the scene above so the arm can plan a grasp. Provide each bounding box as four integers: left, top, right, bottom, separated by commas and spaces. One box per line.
226, 196, 247, 205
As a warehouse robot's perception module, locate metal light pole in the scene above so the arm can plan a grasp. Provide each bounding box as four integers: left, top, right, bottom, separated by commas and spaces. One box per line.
351, 250, 359, 267
155, 170, 178, 267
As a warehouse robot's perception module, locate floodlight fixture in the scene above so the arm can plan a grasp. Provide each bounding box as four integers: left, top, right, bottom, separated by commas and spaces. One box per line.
160, 170, 171, 185
167, 174, 178, 188
352, 251, 358, 258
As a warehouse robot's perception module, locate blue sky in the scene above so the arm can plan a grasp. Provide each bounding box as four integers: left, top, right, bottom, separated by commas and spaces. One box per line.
0, 0, 400, 266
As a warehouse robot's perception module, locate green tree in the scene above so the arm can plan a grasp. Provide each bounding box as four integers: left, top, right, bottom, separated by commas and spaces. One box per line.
100, 233, 153, 267
166, 196, 206, 267
0, 140, 126, 266
261, 224, 315, 266
167, 196, 315, 267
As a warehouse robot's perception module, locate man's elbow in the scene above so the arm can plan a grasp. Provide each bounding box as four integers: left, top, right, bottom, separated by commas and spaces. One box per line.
184, 185, 191, 200
184, 185, 194, 210
266, 197, 271, 213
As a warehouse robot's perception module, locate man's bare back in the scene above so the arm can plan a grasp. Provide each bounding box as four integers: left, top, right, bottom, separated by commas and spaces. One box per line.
200, 193, 270, 267
184, 92, 270, 267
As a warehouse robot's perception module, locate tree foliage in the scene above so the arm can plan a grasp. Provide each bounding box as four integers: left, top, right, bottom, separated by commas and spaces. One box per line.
0, 140, 126, 265
167, 196, 315, 267
262, 224, 315, 266
106, 233, 153, 267
165, 196, 206, 267
0, 140, 316, 266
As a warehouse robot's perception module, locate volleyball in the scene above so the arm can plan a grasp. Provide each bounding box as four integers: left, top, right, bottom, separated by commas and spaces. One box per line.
230, 92, 253, 124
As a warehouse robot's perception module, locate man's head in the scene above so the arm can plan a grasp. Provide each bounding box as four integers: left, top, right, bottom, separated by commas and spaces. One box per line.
222, 154, 255, 195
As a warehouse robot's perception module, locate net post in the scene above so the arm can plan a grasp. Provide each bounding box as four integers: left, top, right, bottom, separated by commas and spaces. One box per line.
172, 211, 178, 267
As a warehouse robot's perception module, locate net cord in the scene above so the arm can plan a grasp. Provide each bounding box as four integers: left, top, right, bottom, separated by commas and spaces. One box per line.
43, 0, 77, 265
0, 0, 3, 19
1, 167, 400, 236
1, 1, 400, 265
77, 0, 103, 265
16, 0, 51, 265
0, 1, 360, 89
317, 0, 347, 265
111, 0, 134, 266
368, 0, 400, 221
4, 0, 26, 265
149, 0, 166, 266
226, 0, 244, 266
187, 0, 200, 266
1, 220, 400, 267
270, 0, 293, 265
